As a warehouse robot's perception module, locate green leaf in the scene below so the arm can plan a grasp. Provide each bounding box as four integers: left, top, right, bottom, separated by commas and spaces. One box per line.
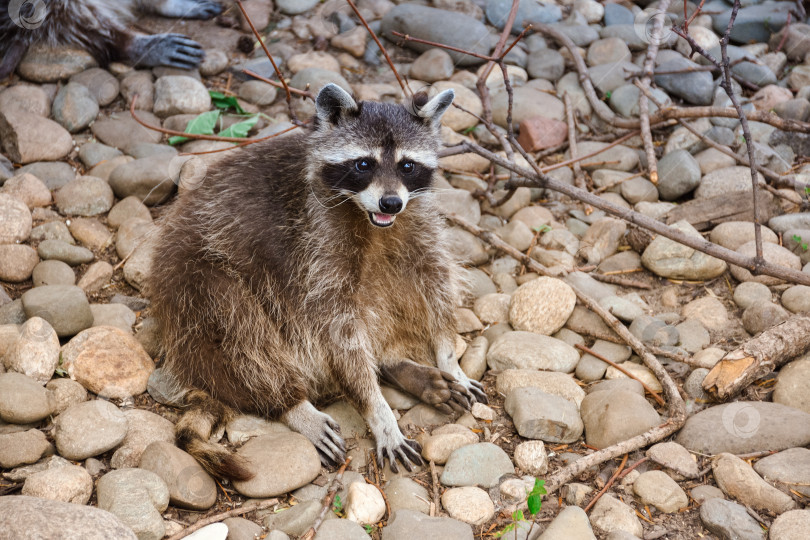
512, 509, 525, 522
462, 126, 476, 135
210, 90, 246, 114
527, 478, 546, 516
218, 114, 259, 139
605, 91, 612, 99
363, 524, 373, 535
794, 234, 802, 243
527, 493, 541, 516
533, 224, 552, 234
803, 243, 808, 252
169, 110, 220, 145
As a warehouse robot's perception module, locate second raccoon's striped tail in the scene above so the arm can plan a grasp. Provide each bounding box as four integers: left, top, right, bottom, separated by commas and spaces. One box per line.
175, 390, 254, 481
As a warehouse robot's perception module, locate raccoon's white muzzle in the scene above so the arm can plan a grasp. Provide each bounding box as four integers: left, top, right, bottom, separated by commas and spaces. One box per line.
355, 183, 410, 228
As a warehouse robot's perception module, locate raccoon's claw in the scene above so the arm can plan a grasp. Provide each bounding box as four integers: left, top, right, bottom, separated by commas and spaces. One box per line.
316, 417, 347, 468
377, 438, 423, 474
466, 379, 488, 404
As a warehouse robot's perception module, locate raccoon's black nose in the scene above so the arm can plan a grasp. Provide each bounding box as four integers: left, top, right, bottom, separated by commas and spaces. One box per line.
379, 196, 403, 214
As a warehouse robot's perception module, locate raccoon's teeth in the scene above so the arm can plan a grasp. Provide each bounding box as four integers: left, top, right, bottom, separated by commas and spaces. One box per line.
369, 212, 396, 227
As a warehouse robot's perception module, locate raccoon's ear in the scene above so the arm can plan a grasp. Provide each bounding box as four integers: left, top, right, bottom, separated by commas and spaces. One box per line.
315, 83, 358, 126
415, 89, 455, 126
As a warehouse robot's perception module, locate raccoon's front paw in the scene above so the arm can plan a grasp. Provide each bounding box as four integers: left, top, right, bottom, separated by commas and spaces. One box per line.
376, 434, 423, 474
129, 34, 204, 70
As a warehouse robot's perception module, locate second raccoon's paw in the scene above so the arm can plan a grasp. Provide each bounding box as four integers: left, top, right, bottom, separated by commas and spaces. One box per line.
375, 433, 423, 474
129, 34, 204, 70
157, 0, 223, 19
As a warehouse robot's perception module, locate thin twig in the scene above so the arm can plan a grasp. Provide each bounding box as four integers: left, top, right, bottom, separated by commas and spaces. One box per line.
583, 454, 628, 513
637, 0, 672, 185
165, 498, 279, 540
563, 93, 585, 190
445, 214, 686, 494
129, 95, 300, 146
576, 344, 666, 407
243, 69, 312, 98
234, 0, 295, 121
591, 272, 652, 289
346, 0, 409, 96
536, 24, 810, 133
299, 456, 353, 540
430, 460, 440, 517
456, 139, 810, 286
673, 0, 764, 267
616, 456, 648, 479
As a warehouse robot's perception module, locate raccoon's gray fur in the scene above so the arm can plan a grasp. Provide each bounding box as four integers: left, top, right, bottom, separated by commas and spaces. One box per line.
0, 0, 221, 80
147, 84, 487, 479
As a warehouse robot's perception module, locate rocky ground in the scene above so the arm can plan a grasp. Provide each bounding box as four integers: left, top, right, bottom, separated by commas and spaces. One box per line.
1, 0, 810, 539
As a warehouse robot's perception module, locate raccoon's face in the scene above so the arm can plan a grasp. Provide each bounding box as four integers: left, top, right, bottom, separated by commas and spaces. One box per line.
309, 84, 454, 228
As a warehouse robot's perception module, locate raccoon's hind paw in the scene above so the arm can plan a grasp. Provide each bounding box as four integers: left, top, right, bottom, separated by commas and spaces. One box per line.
376, 437, 422, 474
128, 34, 204, 70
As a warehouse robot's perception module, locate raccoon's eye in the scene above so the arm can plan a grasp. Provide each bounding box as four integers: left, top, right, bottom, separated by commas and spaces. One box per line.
400, 161, 416, 174
355, 159, 372, 172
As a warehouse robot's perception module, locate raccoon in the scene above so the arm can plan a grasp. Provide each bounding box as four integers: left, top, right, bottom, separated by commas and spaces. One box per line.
0, 0, 221, 80
146, 84, 487, 478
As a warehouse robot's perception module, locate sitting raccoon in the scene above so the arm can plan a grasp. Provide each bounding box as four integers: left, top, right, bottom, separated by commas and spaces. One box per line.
0, 0, 222, 80
147, 84, 487, 477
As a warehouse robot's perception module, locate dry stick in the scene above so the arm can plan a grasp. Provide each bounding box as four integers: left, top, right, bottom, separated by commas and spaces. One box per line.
165, 498, 279, 540
637, 0, 672, 185
564, 93, 586, 190
457, 138, 810, 286
540, 130, 641, 173
430, 460, 440, 517
479, 0, 521, 83
470, 0, 522, 206
633, 81, 784, 184
234, 0, 296, 121
129, 95, 300, 145
593, 170, 646, 195
299, 456, 353, 540
590, 272, 652, 290
345, 0, 409, 97
445, 214, 686, 494
674, 0, 765, 265
616, 456, 649, 480
583, 454, 628, 513
243, 69, 312, 98
703, 313, 810, 399
576, 343, 666, 407
534, 24, 810, 134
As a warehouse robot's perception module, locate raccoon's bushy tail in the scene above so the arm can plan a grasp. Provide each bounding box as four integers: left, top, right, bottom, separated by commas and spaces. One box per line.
175, 390, 254, 481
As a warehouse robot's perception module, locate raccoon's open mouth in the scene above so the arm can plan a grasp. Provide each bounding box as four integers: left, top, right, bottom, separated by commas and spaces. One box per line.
369, 212, 396, 227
